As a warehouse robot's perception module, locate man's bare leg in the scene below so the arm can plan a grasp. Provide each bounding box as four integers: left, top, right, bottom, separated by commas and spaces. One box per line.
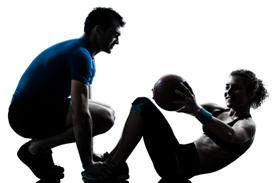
28, 101, 115, 155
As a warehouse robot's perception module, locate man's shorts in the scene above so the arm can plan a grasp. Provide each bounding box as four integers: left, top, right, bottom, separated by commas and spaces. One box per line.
8, 98, 71, 139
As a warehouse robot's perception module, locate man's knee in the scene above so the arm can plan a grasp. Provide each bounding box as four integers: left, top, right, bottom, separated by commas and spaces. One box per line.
104, 107, 115, 130
94, 106, 115, 134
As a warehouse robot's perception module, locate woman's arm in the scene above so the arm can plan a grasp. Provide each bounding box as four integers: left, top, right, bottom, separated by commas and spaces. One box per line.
175, 83, 256, 144
205, 116, 256, 143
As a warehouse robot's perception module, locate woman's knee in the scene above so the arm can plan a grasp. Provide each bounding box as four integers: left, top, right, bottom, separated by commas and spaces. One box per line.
132, 97, 158, 116
132, 97, 152, 106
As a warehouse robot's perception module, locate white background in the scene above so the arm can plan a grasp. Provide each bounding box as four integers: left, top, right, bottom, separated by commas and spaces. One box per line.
1, 0, 274, 182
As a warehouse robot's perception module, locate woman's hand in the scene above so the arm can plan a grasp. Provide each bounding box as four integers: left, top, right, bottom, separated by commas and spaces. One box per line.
174, 82, 201, 116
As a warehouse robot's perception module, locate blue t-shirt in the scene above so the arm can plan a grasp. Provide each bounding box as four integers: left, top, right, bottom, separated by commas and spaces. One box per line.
12, 36, 96, 102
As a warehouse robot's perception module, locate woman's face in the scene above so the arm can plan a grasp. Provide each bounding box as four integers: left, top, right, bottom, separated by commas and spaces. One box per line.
224, 75, 254, 109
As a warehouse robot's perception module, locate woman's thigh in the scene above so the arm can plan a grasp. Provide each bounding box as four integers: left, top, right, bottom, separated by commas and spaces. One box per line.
136, 97, 200, 179
133, 97, 184, 178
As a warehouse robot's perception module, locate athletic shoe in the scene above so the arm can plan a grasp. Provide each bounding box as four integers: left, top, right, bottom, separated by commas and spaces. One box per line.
36, 177, 61, 183
102, 152, 111, 161
81, 171, 100, 182
159, 177, 192, 183
104, 158, 129, 181
82, 152, 129, 182
17, 140, 64, 179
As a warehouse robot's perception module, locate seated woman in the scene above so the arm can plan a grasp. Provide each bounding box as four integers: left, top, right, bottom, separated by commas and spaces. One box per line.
82, 69, 268, 183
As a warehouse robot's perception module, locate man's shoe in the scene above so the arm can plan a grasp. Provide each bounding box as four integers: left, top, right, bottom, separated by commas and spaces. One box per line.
17, 140, 64, 179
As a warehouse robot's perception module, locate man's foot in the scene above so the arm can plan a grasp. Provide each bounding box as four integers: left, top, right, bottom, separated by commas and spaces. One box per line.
17, 140, 64, 179
45, 149, 65, 175
36, 177, 61, 183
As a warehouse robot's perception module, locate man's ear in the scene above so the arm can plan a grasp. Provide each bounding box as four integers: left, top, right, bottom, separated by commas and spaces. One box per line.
93, 25, 103, 36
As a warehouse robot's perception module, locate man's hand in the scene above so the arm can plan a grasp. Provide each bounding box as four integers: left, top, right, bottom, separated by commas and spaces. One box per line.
85, 161, 114, 180
93, 152, 103, 162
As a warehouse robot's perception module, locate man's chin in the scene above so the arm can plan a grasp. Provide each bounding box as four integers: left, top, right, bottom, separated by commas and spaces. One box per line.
103, 49, 111, 54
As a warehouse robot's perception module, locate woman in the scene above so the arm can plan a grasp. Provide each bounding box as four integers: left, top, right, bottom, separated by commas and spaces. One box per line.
82, 69, 268, 183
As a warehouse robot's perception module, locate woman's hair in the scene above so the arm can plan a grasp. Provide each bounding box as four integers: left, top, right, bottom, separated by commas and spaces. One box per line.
84, 7, 126, 36
230, 69, 269, 109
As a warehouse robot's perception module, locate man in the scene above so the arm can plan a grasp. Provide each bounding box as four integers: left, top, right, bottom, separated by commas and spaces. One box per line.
8, 7, 125, 182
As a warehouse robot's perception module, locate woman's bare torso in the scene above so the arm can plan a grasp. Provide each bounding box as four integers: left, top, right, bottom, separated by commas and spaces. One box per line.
194, 116, 255, 174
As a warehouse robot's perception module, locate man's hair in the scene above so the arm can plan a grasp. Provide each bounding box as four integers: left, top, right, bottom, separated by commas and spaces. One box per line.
84, 7, 126, 36
230, 69, 269, 109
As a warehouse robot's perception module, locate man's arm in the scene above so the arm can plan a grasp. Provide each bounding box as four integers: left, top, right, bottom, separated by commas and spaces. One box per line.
71, 80, 113, 179
71, 80, 93, 168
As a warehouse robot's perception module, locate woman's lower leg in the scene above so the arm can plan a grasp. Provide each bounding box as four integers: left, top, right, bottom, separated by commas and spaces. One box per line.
110, 107, 145, 166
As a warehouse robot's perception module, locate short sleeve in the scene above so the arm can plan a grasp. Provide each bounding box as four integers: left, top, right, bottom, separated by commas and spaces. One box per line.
70, 51, 96, 85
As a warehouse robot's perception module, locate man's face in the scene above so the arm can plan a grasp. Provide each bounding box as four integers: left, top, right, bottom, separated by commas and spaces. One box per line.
98, 22, 121, 54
